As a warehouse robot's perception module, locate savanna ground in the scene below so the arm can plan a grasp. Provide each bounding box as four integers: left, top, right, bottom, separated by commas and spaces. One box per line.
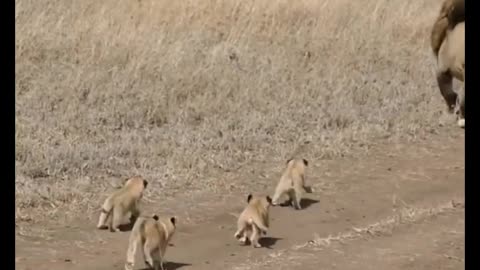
15, 0, 465, 269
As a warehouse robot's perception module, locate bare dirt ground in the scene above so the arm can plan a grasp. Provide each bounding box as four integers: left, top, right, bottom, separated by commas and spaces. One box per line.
15, 0, 465, 269
15, 129, 464, 270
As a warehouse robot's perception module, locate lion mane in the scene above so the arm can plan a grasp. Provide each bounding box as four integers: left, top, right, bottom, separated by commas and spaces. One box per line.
430, 0, 465, 57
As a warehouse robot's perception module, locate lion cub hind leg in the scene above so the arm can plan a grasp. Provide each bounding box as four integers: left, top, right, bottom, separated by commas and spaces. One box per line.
125, 225, 142, 270
290, 188, 302, 210
111, 205, 125, 232
250, 224, 262, 248
234, 219, 251, 245
149, 231, 172, 270
272, 182, 289, 206
97, 208, 111, 230
143, 239, 160, 270
156, 248, 166, 270
234, 219, 246, 238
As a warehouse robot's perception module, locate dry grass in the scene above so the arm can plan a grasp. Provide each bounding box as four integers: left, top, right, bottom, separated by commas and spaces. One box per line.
16, 0, 451, 223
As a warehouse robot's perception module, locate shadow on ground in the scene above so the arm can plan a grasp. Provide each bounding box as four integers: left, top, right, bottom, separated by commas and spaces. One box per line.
235, 236, 282, 249
279, 198, 320, 210
140, 262, 192, 270
259, 237, 282, 249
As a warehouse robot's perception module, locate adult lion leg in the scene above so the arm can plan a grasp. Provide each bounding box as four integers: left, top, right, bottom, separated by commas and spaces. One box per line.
456, 83, 465, 128
436, 70, 457, 113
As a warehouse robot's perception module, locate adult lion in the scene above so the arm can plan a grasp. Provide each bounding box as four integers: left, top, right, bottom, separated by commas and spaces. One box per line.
431, 0, 465, 128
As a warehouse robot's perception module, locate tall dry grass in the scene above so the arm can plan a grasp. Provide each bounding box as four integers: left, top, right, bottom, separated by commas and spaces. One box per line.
15, 0, 450, 224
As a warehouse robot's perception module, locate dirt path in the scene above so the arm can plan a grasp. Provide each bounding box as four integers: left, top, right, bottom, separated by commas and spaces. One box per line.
15, 130, 464, 270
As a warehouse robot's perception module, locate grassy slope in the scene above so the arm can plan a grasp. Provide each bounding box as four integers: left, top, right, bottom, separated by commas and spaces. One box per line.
15, 0, 451, 223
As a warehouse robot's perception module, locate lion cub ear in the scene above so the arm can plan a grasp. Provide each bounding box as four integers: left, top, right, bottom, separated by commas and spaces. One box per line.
266, 196, 272, 204
302, 159, 309, 166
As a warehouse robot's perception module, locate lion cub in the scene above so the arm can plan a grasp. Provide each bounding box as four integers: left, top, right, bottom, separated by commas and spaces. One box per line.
271, 158, 312, 210
234, 194, 272, 248
125, 214, 177, 270
97, 176, 148, 232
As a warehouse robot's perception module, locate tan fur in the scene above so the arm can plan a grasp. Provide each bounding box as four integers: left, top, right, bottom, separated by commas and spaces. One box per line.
234, 194, 272, 248
125, 215, 177, 270
271, 158, 312, 210
430, 0, 464, 57
431, 0, 465, 127
97, 176, 148, 232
